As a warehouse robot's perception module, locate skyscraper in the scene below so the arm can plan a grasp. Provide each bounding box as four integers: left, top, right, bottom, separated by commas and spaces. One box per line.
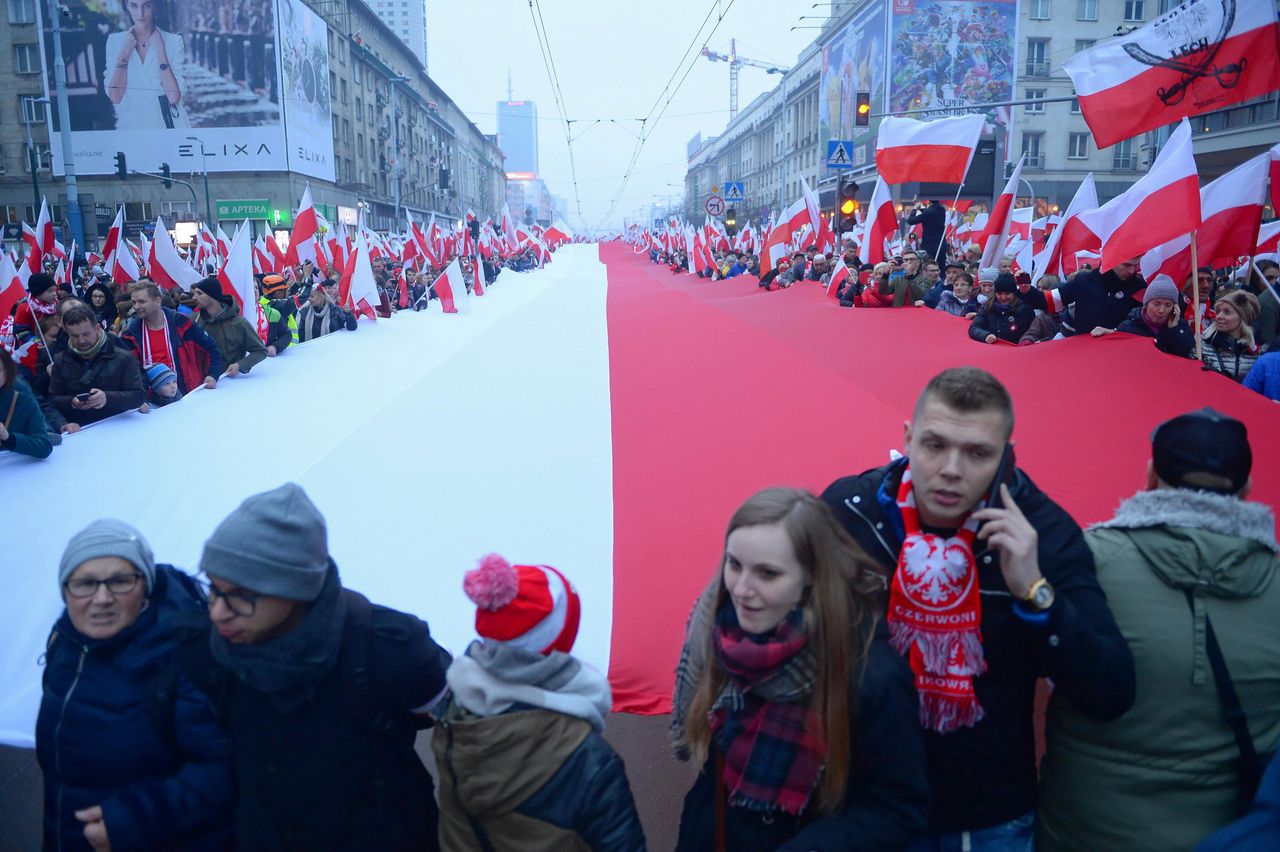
370, 0, 428, 69
497, 98, 539, 177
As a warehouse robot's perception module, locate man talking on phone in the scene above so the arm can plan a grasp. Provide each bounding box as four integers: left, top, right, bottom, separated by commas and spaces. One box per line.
821, 367, 1134, 851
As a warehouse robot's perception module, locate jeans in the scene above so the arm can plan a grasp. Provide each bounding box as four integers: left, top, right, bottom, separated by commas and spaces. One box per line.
907, 811, 1036, 852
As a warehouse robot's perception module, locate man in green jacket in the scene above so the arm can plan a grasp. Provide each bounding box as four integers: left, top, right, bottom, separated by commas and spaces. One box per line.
192, 277, 268, 378
1039, 408, 1280, 851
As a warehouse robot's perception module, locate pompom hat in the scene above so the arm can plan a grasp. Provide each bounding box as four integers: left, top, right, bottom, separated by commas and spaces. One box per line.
463, 554, 581, 655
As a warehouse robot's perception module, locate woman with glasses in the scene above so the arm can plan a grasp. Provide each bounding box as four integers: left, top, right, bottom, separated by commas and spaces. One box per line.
37, 520, 233, 851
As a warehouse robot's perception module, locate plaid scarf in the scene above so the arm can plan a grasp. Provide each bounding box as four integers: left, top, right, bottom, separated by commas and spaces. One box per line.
887, 463, 986, 733
709, 605, 825, 816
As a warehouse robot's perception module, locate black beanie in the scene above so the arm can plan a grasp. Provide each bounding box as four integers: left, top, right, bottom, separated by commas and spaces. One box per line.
194, 276, 224, 302
994, 273, 1018, 294
26, 272, 56, 298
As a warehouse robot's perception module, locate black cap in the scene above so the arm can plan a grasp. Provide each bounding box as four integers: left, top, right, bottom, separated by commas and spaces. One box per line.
193, 276, 224, 302
994, 272, 1018, 294
26, 272, 56, 297
1152, 408, 1251, 495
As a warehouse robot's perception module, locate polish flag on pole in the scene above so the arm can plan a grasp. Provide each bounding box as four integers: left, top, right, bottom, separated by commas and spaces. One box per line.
102, 207, 141, 285
1257, 220, 1280, 254
1032, 174, 1100, 288
501, 203, 519, 252
875, 114, 985, 184
858, 177, 898, 266
217, 221, 269, 342
0, 252, 24, 324
286, 183, 320, 269
472, 254, 486, 296
979, 153, 1026, 268
1077, 119, 1201, 272
1269, 143, 1280, 216
1140, 151, 1270, 283
825, 256, 851, 300
1064, 0, 1280, 150
337, 230, 380, 321
149, 217, 203, 291
760, 198, 808, 275
432, 257, 469, 314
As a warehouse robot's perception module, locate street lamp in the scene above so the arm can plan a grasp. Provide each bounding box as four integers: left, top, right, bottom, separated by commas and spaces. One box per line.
186, 136, 213, 225
20, 96, 50, 214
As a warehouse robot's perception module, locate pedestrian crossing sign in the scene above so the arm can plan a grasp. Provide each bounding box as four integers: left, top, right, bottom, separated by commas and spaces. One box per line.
724, 182, 745, 203
827, 140, 854, 169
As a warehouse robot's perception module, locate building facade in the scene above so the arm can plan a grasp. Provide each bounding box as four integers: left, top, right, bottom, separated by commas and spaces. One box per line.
496, 98, 539, 176
0, 0, 502, 252
367, 0, 427, 68
687, 0, 1278, 227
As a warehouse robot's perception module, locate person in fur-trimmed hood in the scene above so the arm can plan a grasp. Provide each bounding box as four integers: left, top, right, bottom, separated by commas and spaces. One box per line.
431, 555, 646, 852
1039, 408, 1280, 852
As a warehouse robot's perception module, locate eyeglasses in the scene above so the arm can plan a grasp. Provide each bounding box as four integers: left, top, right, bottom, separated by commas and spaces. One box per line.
199, 580, 263, 617
64, 573, 143, 599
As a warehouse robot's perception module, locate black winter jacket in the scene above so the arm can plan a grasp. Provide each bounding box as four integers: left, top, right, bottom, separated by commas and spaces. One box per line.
907, 203, 947, 258
37, 566, 234, 851
48, 337, 146, 425
297, 302, 358, 341
820, 459, 1135, 833
969, 300, 1037, 344
1025, 268, 1144, 335
675, 635, 932, 852
1115, 306, 1195, 357
180, 590, 452, 852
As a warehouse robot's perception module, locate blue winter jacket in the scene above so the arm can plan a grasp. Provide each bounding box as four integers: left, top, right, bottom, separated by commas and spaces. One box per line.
37, 565, 233, 851
1243, 350, 1280, 401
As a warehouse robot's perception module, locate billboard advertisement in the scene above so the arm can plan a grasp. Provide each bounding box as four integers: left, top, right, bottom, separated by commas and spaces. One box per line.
278, 0, 334, 181
40, 0, 332, 180
818, 1, 888, 172
888, 0, 1018, 128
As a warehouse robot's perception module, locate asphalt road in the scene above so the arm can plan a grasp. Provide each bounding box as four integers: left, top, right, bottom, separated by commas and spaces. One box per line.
1, 712, 694, 852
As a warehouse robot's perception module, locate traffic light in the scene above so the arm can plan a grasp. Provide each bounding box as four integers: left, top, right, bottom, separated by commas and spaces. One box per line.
725, 208, 737, 236
855, 91, 872, 127
114, 151, 127, 180
837, 176, 859, 234
160, 162, 172, 189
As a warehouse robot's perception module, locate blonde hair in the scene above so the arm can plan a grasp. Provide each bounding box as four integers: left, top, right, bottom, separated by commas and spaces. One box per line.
1212, 291, 1259, 347
679, 487, 884, 814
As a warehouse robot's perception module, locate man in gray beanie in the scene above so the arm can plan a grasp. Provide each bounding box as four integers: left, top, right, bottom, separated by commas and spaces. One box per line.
181, 482, 452, 852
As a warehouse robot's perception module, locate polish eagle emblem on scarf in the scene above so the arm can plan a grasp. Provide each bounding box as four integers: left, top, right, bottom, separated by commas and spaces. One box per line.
899, 536, 976, 609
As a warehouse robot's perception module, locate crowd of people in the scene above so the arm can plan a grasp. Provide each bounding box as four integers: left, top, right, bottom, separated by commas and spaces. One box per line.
23, 361, 1280, 851
647, 206, 1280, 402
0, 244, 544, 460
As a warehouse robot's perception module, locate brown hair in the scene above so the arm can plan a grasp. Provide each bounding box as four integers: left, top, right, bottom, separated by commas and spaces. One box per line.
130, 281, 162, 301
681, 487, 884, 814
915, 367, 1014, 440
61, 304, 97, 329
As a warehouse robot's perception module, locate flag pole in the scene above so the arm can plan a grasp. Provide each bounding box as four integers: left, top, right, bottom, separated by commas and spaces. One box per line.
1190, 230, 1202, 361
937, 185, 965, 264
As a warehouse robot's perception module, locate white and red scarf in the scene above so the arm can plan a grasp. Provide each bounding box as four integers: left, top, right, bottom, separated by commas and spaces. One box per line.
139, 317, 175, 369
887, 464, 987, 733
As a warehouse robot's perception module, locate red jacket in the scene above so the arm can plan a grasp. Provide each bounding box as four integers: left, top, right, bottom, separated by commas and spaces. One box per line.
121, 308, 225, 393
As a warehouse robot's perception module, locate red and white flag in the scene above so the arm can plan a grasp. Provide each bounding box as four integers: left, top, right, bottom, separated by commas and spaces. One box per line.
858, 177, 898, 266
875, 114, 985, 185
1032, 174, 1100, 287
214, 227, 231, 265
1141, 151, 1270, 283
825, 256, 850, 300
1064, 0, 1280, 149
103, 207, 141, 285
1269, 142, 1280, 216
1077, 119, 1201, 272
0, 252, 24, 325
432, 257, 469, 314
149, 217, 204, 292
1258, 220, 1280, 254
979, 153, 1026, 269
760, 200, 807, 276
472, 254, 486, 296
217, 222, 268, 342
337, 230, 380, 321
286, 183, 320, 269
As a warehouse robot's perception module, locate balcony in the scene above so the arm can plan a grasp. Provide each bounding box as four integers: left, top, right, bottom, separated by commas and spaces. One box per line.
1024, 61, 1050, 78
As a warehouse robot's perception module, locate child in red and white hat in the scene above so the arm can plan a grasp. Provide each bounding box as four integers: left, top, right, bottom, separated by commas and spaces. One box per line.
430, 554, 646, 851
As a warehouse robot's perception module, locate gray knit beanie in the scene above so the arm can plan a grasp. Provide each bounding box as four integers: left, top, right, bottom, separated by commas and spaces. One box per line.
60, 519, 156, 592
978, 267, 999, 283
1144, 274, 1181, 306
199, 483, 330, 601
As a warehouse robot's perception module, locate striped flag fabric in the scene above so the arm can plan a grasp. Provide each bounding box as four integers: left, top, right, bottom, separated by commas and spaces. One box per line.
875, 114, 985, 185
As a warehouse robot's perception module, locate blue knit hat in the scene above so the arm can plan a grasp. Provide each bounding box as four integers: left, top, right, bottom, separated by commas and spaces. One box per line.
145, 362, 177, 394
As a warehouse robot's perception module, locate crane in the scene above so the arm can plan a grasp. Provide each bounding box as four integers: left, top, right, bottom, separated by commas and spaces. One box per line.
700, 39, 789, 120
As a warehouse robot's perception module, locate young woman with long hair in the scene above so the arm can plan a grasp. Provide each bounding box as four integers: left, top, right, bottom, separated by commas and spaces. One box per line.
1201, 290, 1265, 382
671, 487, 930, 851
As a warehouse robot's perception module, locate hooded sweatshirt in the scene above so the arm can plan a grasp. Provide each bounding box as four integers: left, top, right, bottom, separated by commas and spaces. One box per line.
432, 642, 646, 852
1039, 489, 1280, 852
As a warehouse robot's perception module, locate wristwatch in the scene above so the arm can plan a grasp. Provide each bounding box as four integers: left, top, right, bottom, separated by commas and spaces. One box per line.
1022, 577, 1055, 611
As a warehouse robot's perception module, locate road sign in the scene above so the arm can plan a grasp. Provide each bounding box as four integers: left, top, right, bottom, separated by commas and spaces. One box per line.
827, 140, 855, 169
705, 195, 726, 216
723, 182, 745, 203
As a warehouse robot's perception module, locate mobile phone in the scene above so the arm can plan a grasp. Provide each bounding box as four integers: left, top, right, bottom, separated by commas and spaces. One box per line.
985, 442, 1017, 510
75, 391, 92, 402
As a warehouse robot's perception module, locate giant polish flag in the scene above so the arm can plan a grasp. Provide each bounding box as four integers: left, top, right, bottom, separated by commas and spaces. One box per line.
875, 114, 985, 185
1032, 174, 1100, 288
858, 177, 898, 266
286, 183, 320, 269
217, 222, 268, 343
1077, 119, 1201, 272
148, 217, 203, 291
433, 257, 470, 314
1064, 0, 1280, 149
1140, 151, 1270, 283
979, 153, 1026, 269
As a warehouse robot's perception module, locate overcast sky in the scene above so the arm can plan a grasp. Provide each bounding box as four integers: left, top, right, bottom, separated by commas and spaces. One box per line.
426, 0, 817, 233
